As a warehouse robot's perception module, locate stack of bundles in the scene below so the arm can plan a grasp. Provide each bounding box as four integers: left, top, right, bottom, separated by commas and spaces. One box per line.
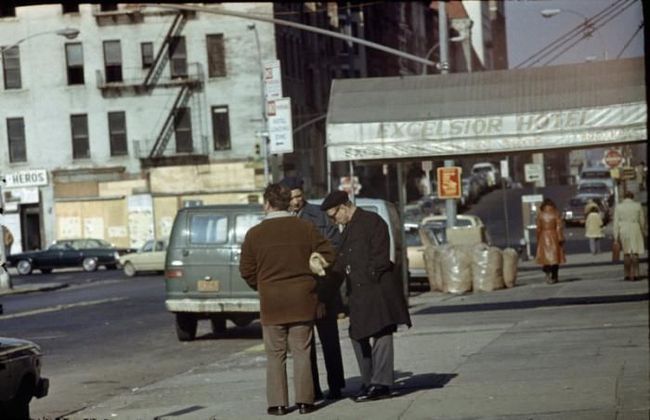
471, 243, 504, 292
423, 245, 443, 292
440, 245, 473, 294
502, 248, 519, 288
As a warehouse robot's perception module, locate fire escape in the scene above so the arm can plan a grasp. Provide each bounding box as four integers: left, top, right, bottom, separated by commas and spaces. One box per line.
95, 8, 206, 168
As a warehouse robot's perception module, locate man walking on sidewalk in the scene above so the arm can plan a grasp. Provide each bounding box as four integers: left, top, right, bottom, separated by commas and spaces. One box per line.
280, 177, 346, 400
321, 191, 411, 403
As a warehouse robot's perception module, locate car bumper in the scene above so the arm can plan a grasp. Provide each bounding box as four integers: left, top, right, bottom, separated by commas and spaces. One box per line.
35, 377, 49, 399
165, 298, 260, 313
409, 268, 427, 280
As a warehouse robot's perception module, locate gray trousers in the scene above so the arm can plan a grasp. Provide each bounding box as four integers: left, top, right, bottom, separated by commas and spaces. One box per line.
262, 321, 314, 407
350, 329, 394, 387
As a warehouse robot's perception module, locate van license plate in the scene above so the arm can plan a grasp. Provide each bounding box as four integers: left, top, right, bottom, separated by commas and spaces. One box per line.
198, 280, 220, 292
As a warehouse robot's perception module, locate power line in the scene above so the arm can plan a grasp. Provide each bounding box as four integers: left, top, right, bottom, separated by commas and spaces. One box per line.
616, 21, 644, 58
514, 0, 631, 68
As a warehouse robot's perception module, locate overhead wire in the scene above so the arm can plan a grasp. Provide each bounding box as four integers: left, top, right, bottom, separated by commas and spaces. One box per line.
514, 0, 632, 68
616, 21, 644, 58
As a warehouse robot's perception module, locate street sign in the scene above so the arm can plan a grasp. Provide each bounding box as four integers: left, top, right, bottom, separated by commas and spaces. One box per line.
263, 60, 282, 101
620, 166, 636, 180
524, 163, 543, 182
500, 159, 509, 180
603, 148, 623, 168
521, 194, 543, 203
267, 98, 294, 154
436, 166, 462, 199
339, 176, 361, 195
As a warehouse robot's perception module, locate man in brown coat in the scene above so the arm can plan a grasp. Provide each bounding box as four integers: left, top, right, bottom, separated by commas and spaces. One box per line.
240, 183, 335, 416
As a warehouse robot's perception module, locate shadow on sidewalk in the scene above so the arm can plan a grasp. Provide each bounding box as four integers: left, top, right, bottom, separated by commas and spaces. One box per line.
414, 292, 649, 315
339, 372, 457, 401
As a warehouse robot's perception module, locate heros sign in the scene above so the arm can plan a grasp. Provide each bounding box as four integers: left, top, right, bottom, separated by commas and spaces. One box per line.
3, 169, 48, 189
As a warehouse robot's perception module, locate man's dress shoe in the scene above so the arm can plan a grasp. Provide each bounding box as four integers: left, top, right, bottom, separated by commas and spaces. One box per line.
267, 406, 288, 416
354, 384, 391, 402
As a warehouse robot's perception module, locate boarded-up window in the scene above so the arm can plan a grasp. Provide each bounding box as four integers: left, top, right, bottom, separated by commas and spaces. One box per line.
6, 117, 26, 162
108, 111, 128, 156
65, 43, 84, 85
211, 105, 231, 150
1, 46, 21, 89
141, 42, 154, 69
206, 34, 226, 77
103, 40, 123, 83
71, 114, 90, 159
168, 36, 187, 78
174, 107, 192, 153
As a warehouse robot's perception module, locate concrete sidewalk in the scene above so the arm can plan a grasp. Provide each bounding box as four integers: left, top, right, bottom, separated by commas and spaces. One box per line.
66, 253, 648, 420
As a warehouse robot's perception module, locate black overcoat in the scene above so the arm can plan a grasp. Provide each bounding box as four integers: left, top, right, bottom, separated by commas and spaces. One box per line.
333, 208, 411, 340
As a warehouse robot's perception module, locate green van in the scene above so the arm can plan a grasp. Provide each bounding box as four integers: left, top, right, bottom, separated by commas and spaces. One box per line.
165, 199, 406, 341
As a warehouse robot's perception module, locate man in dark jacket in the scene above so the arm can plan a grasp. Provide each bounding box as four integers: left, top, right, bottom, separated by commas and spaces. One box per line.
240, 183, 335, 415
321, 191, 412, 402
280, 177, 345, 400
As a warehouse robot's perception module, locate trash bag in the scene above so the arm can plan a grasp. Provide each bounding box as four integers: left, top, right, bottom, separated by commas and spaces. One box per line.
471, 244, 504, 292
440, 245, 472, 294
423, 245, 443, 292
502, 248, 519, 288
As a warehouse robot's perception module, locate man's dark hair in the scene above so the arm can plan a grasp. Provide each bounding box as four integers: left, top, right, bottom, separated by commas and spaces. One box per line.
263, 183, 291, 210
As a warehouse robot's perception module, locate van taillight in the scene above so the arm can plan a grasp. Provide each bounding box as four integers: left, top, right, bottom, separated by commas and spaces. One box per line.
166, 269, 184, 278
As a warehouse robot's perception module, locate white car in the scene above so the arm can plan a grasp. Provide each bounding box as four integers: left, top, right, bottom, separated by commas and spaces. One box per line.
471, 162, 500, 188
419, 214, 490, 246
118, 239, 167, 277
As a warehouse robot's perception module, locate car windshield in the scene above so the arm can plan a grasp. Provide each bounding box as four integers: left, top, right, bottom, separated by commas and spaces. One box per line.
581, 170, 610, 179
578, 184, 608, 194
472, 166, 492, 174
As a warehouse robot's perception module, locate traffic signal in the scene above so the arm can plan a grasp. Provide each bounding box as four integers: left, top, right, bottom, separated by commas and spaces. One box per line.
254, 143, 261, 156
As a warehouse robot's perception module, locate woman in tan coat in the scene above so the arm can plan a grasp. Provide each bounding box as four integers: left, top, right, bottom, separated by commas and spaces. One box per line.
584, 206, 604, 255
536, 198, 566, 284
613, 191, 646, 281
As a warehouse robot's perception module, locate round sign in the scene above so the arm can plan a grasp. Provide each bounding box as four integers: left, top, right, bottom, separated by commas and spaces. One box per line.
603, 149, 623, 168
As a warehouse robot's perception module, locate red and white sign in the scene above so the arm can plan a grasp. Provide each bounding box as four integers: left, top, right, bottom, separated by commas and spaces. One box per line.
338, 176, 361, 195
603, 149, 623, 168
436, 167, 462, 199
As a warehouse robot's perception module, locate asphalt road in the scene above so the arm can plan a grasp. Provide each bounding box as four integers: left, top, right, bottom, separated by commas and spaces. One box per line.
0, 270, 265, 419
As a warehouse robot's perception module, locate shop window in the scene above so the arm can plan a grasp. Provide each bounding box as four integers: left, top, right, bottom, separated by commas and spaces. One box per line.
211, 106, 231, 151
70, 114, 90, 159
141, 42, 154, 69
206, 34, 226, 77
103, 40, 123, 83
1, 46, 21, 89
174, 107, 192, 153
6, 117, 26, 162
108, 111, 128, 156
65, 43, 84, 85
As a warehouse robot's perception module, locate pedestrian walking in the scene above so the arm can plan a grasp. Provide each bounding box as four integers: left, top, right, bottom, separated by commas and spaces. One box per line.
320, 191, 412, 403
535, 198, 566, 284
585, 206, 604, 255
613, 191, 646, 281
2, 225, 13, 258
280, 177, 346, 401
239, 183, 336, 416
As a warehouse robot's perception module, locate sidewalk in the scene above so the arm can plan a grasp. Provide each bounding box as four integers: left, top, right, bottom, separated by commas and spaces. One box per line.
68, 253, 648, 420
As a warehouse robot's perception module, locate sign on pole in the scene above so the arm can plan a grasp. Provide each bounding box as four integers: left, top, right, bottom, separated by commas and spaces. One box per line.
263, 60, 283, 101
267, 97, 294, 154
603, 148, 623, 168
436, 166, 462, 199
524, 163, 543, 183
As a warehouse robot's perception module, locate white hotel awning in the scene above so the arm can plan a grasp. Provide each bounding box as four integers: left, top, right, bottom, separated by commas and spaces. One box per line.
326, 57, 646, 162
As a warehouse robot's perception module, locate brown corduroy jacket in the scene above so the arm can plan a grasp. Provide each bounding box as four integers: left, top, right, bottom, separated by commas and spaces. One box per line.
239, 212, 336, 326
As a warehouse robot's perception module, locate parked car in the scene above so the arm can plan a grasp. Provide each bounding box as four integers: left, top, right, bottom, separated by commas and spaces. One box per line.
578, 166, 615, 196
471, 162, 500, 189
562, 195, 610, 226
119, 239, 167, 277
576, 180, 614, 207
6, 238, 133, 275
419, 214, 490, 246
0, 337, 49, 418
405, 222, 426, 283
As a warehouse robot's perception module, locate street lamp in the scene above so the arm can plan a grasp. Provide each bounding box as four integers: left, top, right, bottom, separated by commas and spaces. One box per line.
540, 8, 608, 60
247, 23, 271, 185
1, 27, 80, 53
421, 34, 467, 75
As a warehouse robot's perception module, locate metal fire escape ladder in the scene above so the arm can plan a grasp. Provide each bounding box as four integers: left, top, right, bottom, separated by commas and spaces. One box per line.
148, 84, 192, 158
142, 11, 187, 90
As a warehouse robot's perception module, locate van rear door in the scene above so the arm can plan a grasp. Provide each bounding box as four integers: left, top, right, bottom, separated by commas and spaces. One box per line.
231, 212, 265, 298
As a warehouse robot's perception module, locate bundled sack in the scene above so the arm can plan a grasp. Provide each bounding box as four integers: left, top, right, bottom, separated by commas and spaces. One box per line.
502, 248, 519, 288
471, 244, 504, 292
440, 245, 473, 294
423, 245, 443, 292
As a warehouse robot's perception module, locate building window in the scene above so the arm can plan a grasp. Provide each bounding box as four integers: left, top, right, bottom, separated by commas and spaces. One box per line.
0, 4, 16, 17
70, 114, 90, 159
174, 107, 192, 153
6, 117, 26, 162
65, 43, 84, 85
103, 40, 123, 83
168, 36, 187, 78
211, 106, 231, 150
62, 3, 79, 13
141, 42, 154, 69
206, 34, 226, 77
1, 46, 21, 89
108, 111, 128, 156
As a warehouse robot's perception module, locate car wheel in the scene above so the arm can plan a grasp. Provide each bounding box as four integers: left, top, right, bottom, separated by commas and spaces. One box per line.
211, 316, 227, 335
82, 257, 98, 272
40, 268, 52, 274
16, 260, 33, 275
123, 262, 136, 277
175, 313, 197, 341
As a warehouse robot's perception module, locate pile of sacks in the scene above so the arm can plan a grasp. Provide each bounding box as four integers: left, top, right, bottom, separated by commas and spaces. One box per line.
423, 243, 519, 294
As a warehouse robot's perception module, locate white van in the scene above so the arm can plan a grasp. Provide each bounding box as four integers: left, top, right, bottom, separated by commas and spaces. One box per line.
471, 162, 500, 188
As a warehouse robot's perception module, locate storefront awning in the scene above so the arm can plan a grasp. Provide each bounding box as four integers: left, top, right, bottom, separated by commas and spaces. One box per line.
326, 57, 646, 162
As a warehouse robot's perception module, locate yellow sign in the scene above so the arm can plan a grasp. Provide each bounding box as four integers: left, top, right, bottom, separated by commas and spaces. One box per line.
436, 167, 462, 199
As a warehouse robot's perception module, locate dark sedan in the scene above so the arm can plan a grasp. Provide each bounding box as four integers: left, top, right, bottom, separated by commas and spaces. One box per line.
562, 195, 610, 226
6, 238, 133, 275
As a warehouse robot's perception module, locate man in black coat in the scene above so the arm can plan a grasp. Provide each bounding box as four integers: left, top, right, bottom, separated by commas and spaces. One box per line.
280, 177, 346, 400
321, 191, 412, 402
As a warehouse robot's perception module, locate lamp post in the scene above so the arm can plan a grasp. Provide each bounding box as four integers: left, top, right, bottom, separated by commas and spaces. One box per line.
421, 35, 466, 75
1, 27, 80, 53
540, 8, 609, 60
247, 24, 270, 185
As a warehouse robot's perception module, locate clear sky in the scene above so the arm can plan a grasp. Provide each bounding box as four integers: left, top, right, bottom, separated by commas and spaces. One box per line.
505, 0, 644, 68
